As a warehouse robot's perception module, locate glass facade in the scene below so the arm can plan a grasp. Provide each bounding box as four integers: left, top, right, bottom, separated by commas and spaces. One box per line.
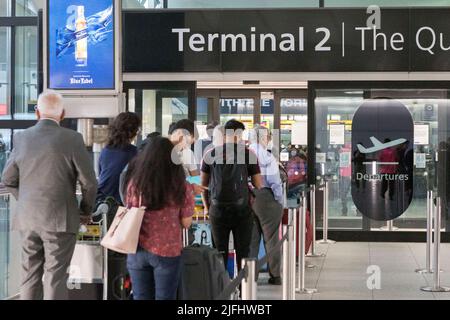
15, 0, 43, 16
123, 0, 164, 9
0, 28, 11, 119
122, 0, 449, 9
136, 89, 189, 138
325, 0, 450, 7
0, 1, 38, 124
167, 0, 318, 8
15, 26, 38, 120
220, 98, 254, 129
0, 1, 11, 16
314, 87, 450, 231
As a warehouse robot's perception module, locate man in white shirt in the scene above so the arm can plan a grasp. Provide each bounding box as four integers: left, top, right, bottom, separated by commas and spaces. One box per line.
168, 119, 199, 177
248, 124, 283, 285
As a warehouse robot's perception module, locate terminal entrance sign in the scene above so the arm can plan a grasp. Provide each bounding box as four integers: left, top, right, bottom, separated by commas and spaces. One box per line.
351, 99, 414, 221
123, 8, 450, 72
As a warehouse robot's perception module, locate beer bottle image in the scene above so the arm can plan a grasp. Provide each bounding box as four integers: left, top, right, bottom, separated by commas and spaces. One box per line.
75, 6, 88, 67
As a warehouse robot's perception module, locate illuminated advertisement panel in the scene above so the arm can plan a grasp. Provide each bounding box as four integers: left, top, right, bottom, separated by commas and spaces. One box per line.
48, 0, 115, 90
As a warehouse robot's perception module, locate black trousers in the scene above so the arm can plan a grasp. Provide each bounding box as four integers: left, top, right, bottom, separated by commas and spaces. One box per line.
209, 205, 253, 272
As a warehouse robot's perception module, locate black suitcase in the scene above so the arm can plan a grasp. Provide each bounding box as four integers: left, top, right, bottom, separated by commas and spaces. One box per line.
178, 244, 230, 300
107, 252, 132, 300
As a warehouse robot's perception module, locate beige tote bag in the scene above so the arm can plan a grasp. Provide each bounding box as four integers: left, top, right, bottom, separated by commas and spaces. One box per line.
101, 197, 145, 254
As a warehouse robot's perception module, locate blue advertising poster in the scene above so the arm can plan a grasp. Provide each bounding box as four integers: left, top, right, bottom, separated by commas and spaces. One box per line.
48, 0, 115, 90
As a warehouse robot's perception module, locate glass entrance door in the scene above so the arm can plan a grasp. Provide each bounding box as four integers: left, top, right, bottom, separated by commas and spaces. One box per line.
275, 90, 308, 203
313, 85, 448, 231
124, 82, 196, 144
219, 90, 260, 138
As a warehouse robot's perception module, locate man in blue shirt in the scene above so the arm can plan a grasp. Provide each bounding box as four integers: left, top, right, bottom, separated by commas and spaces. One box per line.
248, 124, 284, 285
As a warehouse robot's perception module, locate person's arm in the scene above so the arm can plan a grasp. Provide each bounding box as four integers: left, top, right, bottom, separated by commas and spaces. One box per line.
72, 134, 98, 216
248, 148, 263, 190
180, 183, 195, 229
183, 148, 200, 177
181, 216, 193, 229
189, 169, 200, 177
267, 159, 284, 204
201, 171, 210, 212
1, 138, 19, 199
251, 173, 264, 190
119, 165, 128, 205
97, 151, 103, 178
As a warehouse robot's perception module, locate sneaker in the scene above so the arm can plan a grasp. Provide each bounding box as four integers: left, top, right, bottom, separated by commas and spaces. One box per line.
268, 277, 282, 285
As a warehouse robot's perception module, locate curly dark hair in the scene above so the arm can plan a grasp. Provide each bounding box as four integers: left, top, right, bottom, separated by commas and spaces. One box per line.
107, 112, 141, 149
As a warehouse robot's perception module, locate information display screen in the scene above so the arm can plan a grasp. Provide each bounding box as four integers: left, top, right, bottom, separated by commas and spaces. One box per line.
48, 0, 115, 90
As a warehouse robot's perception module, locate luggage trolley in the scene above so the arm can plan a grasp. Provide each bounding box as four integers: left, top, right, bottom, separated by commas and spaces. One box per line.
68, 204, 110, 300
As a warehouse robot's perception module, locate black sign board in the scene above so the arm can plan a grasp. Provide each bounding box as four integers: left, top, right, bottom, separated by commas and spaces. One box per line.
351, 99, 414, 221
123, 8, 450, 73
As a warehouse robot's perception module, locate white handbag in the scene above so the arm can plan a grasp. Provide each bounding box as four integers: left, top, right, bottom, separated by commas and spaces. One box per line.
100, 196, 145, 254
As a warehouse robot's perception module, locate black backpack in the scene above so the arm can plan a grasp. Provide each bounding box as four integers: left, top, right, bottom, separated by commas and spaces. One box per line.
209, 147, 249, 207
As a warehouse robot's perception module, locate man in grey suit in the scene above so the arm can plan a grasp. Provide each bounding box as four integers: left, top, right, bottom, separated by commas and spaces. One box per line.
2, 90, 97, 300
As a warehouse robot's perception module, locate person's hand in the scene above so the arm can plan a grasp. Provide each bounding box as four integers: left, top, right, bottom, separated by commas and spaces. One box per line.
80, 215, 92, 225
203, 207, 209, 216
193, 184, 208, 195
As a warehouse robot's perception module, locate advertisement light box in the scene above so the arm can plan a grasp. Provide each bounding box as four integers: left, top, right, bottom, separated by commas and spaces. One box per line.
48, 0, 115, 90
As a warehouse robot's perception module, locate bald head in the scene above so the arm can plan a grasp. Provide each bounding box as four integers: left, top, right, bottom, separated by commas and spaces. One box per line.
36, 90, 65, 122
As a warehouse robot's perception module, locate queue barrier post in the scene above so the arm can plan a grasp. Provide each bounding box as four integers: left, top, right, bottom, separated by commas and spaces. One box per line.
416, 190, 434, 274
296, 192, 318, 294
317, 180, 336, 244
307, 184, 325, 257
282, 223, 295, 300
241, 259, 257, 300
421, 197, 450, 292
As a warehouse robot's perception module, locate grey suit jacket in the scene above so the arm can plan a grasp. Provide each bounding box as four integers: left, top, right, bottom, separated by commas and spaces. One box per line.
1, 120, 98, 233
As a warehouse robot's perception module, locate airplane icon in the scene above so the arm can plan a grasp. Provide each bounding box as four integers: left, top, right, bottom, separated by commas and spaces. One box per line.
357, 136, 406, 154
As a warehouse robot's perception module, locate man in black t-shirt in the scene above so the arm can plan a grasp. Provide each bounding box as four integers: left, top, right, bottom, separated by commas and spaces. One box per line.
201, 119, 263, 270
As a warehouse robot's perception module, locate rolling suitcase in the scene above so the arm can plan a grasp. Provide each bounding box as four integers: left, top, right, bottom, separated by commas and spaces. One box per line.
178, 244, 230, 300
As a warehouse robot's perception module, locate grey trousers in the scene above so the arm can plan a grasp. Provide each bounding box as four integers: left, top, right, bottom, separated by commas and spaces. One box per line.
250, 188, 283, 278
20, 230, 77, 300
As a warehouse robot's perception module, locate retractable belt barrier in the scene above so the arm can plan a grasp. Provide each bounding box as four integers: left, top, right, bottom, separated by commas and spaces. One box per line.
181, 182, 334, 301
213, 232, 290, 300
212, 183, 331, 300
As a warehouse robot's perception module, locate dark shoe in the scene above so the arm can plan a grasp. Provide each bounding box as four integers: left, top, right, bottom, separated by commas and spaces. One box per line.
268, 277, 282, 285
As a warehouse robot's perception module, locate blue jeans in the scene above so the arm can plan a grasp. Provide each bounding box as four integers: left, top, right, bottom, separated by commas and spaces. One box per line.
127, 248, 182, 300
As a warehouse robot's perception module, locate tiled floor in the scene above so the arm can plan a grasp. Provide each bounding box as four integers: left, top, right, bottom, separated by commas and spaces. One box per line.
257, 242, 450, 300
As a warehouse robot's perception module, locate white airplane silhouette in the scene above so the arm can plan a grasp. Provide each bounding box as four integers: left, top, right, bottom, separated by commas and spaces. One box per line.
357, 136, 406, 154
